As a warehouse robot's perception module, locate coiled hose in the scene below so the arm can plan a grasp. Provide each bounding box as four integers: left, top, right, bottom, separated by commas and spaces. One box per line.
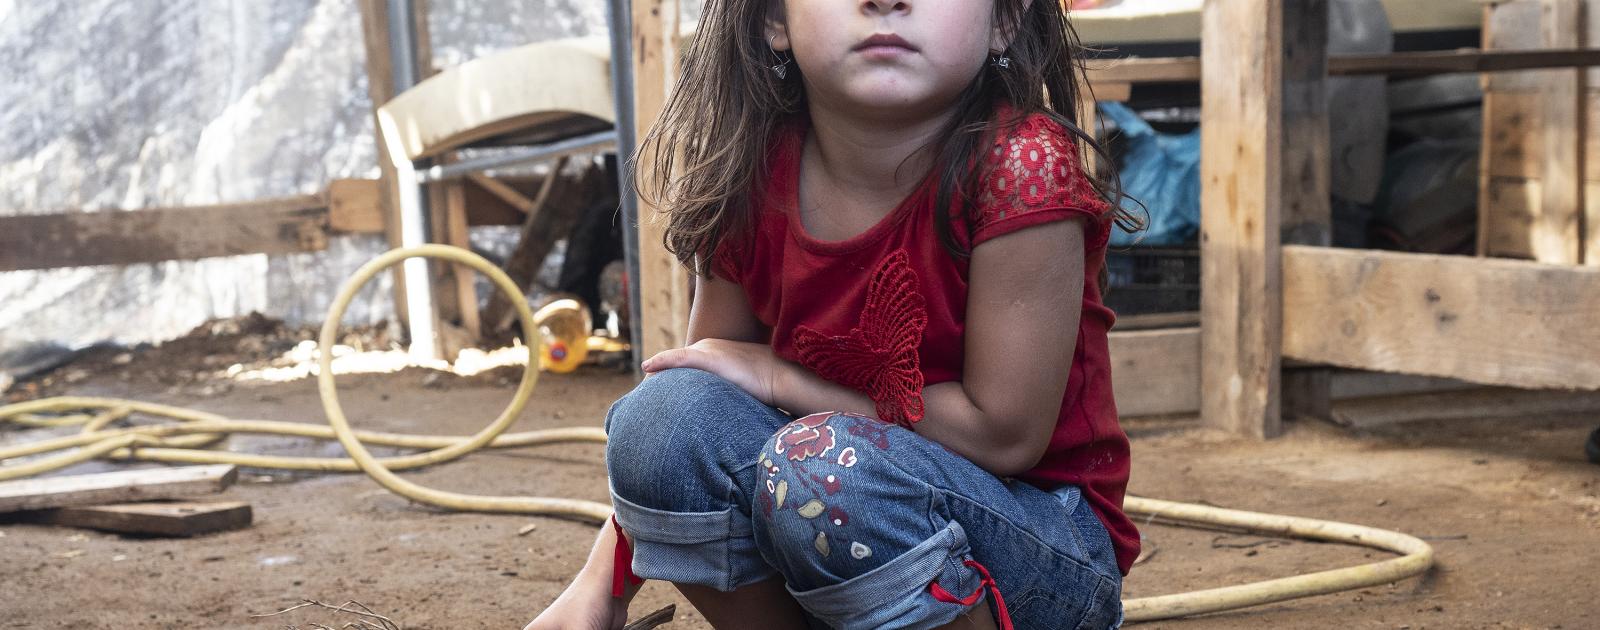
0, 244, 1432, 623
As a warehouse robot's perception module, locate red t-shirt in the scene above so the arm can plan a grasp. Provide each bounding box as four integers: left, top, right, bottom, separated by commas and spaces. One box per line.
714, 111, 1139, 575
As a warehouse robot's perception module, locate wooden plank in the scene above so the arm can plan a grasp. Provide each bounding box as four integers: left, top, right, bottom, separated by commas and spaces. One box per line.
1590, 179, 1600, 265
1480, 89, 1600, 257
0, 465, 237, 513
1332, 48, 1600, 77
1479, 3, 1498, 258
444, 177, 481, 342
327, 178, 385, 233
1089, 81, 1132, 104
1198, 0, 1287, 438
1282, 246, 1600, 390
467, 174, 540, 214
0, 198, 328, 272
1110, 328, 1200, 418
1083, 49, 1600, 87
357, 0, 412, 328
1279, 0, 1333, 423
1482, 90, 1542, 180
1330, 387, 1600, 428
1486, 0, 1545, 92
1536, 0, 1586, 265
25, 501, 252, 537
1483, 177, 1541, 259
1113, 311, 1200, 331
1085, 57, 1199, 85
411, 0, 435, 80
1108, 328, 1483, 419
632, 0, 691, 360
462, 176, 544, 226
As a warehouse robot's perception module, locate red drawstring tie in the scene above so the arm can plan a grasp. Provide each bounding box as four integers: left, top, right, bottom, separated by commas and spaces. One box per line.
929, 559, 1013, 630
610, 515, 644, 598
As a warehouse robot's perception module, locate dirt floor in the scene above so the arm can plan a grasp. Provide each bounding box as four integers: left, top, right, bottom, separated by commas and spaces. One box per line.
2, 322, 1597, 629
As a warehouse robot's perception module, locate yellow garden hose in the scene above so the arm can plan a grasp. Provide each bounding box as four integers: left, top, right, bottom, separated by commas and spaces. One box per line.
0, 244, 1432, 622
1119, 497, 1433, 622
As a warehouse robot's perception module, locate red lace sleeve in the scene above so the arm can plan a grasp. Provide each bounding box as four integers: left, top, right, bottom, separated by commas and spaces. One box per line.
972, 114, 1110, 247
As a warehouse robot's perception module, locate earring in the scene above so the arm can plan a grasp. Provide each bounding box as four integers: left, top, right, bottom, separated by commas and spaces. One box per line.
992, 53, 1010, 69
768, 36, 793, 79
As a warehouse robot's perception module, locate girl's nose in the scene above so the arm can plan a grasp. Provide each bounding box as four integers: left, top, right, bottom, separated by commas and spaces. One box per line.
861, 0, 911, 16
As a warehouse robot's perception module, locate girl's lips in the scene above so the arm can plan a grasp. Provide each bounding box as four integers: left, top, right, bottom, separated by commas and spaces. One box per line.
852, 33, 918, 53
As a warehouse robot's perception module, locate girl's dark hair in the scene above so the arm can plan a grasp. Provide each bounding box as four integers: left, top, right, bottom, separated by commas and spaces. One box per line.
636, 0, 1142, 275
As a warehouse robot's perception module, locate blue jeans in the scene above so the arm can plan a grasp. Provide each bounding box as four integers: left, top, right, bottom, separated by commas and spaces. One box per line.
605, 368, 1123, 630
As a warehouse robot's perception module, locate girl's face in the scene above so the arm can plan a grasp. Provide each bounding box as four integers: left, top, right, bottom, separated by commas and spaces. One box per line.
768, 0, 1003, 119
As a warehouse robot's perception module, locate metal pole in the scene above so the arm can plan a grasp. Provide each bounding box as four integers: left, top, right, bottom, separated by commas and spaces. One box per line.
606, 0, 645, 372
416, 130, 619, 183
385, 0, 439, 361
380, 0, 438, 359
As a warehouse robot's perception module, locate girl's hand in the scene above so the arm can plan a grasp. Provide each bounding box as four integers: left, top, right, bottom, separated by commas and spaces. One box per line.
642, 339, 785, 406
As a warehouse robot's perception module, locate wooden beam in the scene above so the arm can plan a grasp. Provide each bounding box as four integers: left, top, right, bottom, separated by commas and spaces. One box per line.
1332, 48, 1600, 77
1481, 177, 1555, 260
443, 175, 481, 343
1282, 246, 1600, 390
0, 465, 237, 513
1110, 328, 1200, 418
1478, 1, 1498, 257
1591, 171, 1600, 267
1198, 0, 1288, 438
1535, 0, 1586, 265
0, 197, 329, 272
1085, 57, 1201, 84
1083, 48, 1600, 86
411, 0, 435, 80
1114, 311, 1199, 331
632, 0, 691, 359
462, 175, 550, 226
1279, 0, 1333, 424
1106, 326, 1514, 419
467, 174, 540, 214
327, 178, 386, 233
357, 0, 412, 329
23, 501, 253, 537
1086, 81, 1132, 104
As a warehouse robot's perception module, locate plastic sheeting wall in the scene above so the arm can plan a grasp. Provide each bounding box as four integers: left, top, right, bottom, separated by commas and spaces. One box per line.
0, 1, 604, 367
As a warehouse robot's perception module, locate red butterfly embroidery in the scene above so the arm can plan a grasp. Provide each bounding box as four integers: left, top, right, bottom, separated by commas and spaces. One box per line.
793, 250, 928, 427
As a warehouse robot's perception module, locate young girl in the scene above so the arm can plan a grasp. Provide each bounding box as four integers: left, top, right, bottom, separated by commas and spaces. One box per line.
528, 0, 1139, 627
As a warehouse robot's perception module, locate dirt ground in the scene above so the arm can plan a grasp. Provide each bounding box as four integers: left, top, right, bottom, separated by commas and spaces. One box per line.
2, 323, 1597, 629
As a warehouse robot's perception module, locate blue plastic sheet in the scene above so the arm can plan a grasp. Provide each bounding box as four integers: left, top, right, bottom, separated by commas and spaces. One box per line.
1100, 102, 1200, 246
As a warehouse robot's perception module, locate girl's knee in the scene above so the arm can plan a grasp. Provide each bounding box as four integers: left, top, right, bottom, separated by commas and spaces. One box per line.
606, 369, 729, 495
605, 368, 783, 514
751, 414, 987, 627
751, 414, 940, 575
605, 368, 728, 433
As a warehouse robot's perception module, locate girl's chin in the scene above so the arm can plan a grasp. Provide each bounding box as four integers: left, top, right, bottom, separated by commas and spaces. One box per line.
828, 81, 944, 113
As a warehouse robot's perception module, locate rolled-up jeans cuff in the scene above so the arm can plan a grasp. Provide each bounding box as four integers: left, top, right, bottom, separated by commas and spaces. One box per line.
609, 489, 776, 592
787, 520, 983, 630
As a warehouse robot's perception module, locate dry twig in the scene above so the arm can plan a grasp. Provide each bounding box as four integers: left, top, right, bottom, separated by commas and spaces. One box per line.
251, 599, 400, 630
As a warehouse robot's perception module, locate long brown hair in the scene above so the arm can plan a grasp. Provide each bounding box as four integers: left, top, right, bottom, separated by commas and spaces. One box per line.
636, 0, 1142, 275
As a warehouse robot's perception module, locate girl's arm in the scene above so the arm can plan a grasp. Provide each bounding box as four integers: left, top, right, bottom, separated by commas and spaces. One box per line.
647, 268, 878, 417
771, 220, 1082, 476
646, 220, 1085, 478
685, 269, 766, 345
915, 219, 1084, 476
